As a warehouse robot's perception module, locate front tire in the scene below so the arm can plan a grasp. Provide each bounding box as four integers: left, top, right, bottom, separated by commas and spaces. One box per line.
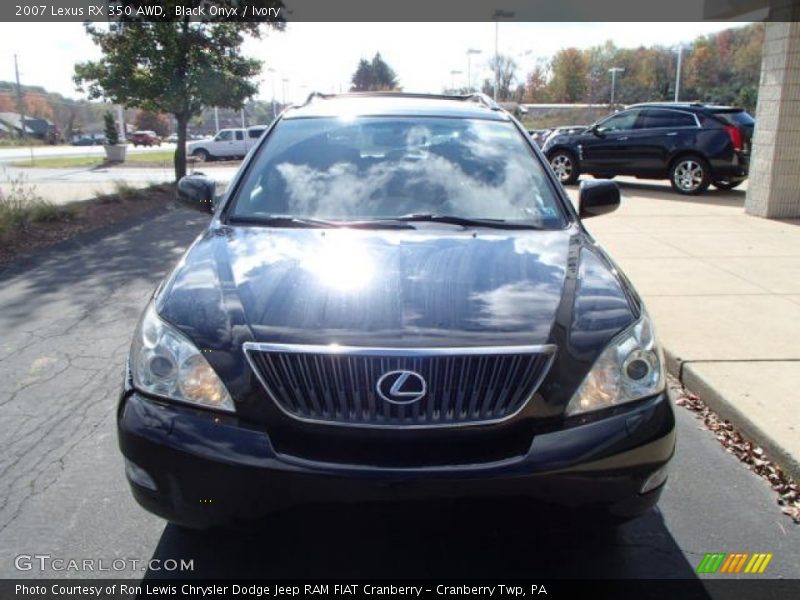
669, 155, 711, 195
548, 150, 579, 185
712, 178, 744, 191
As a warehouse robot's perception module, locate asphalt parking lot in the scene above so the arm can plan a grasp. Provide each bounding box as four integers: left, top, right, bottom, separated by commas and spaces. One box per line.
0, 192, 798, 582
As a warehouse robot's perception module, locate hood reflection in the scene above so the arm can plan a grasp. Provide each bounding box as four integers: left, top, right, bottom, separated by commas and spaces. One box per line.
300, 236, 375, 291
214, 226, 572, 346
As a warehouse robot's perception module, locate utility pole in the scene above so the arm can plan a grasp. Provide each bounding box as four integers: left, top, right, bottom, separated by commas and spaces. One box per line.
675, 46, 683, 102
14, 54, 26, 140
214, 107, 219, 133
240, 107, 246, 130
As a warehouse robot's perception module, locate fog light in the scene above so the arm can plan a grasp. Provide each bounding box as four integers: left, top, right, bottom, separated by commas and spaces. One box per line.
640, 465, 668, 494
125, 459, 158, 492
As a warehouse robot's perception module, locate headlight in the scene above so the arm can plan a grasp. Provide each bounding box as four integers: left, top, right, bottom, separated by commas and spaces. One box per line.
566, 310, 664, 416
130, 304, 235, 412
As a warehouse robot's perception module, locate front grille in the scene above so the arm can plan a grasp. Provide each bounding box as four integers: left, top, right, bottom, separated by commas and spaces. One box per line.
244, 343, 556, 428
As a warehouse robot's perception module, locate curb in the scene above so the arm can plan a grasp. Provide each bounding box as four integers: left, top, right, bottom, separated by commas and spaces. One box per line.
665, 348, 800, 482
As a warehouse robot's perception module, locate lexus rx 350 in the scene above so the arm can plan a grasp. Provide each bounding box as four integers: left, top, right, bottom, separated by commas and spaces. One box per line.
119, 92, 675, 529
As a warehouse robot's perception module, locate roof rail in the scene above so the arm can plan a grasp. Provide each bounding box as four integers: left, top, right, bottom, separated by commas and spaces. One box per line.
302, 91, 333, 105
461, 92, 500, 110
296, 91, 501, 110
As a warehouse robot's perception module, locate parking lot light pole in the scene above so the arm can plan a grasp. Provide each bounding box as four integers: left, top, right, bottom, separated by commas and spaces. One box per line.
608, 67, 625, 108
493, 10, 515, 100
467, 49, 481, 93
675, 46, 683, 102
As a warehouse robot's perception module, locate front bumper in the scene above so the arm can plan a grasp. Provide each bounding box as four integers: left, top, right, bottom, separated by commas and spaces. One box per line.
118, 391, 676, 529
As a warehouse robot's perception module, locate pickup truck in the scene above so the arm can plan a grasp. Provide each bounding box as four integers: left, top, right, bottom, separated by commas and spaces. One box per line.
187, 126, 267, 161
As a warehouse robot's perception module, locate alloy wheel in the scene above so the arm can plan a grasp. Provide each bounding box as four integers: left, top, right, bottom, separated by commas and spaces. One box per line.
673, 160, 704, 193
550, 154, 573, 182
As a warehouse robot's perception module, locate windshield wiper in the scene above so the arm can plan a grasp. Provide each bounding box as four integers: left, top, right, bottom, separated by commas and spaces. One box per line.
391, 213, 542, 230
228, 215, 337, 228
227, 215, 413, 229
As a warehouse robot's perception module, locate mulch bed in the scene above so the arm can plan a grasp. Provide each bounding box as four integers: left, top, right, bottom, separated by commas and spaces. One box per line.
0, 184, 176, 266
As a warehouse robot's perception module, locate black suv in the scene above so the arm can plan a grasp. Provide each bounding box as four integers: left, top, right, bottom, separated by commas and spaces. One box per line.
119, 93, 675, 529
542, 102, 754, 195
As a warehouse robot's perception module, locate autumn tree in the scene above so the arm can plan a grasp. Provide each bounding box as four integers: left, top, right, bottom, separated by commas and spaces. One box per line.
74, 2, 284, 181
548, 48, 588, 103
523, 61, 550, 103
134, 110, 170, 136
0, 93, 15, 112
25, 95, 54, 120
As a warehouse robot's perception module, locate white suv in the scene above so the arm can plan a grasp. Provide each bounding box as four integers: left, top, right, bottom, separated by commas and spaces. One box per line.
187, 126, 267, 161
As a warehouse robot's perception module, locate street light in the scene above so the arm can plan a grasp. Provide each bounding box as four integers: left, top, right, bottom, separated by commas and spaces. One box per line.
450, 69, 463, 92
466, 48, 481, 93
493, 9, 516, 101
281, 78, 289, 106
608, 67, 625, 108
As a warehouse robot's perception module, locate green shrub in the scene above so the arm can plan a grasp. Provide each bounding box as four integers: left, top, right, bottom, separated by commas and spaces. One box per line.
104, 111, 119, 145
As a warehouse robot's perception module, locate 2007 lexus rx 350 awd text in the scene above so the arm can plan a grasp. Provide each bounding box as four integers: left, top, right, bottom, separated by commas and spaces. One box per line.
118, 93, 675, 529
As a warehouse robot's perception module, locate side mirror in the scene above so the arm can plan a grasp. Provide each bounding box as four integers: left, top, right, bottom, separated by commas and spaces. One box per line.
177, 173, 215, 214
579, 180, 620, 218
590, 124, 605, 137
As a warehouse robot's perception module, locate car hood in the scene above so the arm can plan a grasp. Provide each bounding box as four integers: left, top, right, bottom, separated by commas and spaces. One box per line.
158, 223, 636, 350
156, 223, 638, 410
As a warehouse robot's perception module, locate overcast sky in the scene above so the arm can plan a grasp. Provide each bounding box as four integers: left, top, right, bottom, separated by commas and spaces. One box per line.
0, 21, 752, 104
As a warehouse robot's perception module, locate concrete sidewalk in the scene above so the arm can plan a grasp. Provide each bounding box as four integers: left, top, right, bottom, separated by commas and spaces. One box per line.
569, 179, 800, 480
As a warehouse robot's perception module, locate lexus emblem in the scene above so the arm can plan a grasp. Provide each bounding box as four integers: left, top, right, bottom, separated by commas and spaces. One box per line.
376, 370, 427, 404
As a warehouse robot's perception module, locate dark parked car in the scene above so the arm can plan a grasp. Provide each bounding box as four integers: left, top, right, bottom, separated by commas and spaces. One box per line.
119, 92, 675, 529
542, 102, 753, 195
71, 135, 105, 146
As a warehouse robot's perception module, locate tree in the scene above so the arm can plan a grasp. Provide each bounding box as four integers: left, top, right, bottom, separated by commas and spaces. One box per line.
350, 53, 399, 91
488, 54, 517, 101
25, 95, 54, 120
523, 61, 550, 103
0, 94, 15, 112
134, 110, 170, 136
549, 48, 588, 103
350, 59, 374, 91
74, 2, 283, 181
104, 111, 119, 145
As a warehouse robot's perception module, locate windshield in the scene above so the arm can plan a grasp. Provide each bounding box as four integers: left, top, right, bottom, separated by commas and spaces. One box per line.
229, 116, 565, 228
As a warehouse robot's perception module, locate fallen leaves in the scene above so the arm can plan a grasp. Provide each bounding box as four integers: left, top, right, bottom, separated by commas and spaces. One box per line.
671, 376, 800, 524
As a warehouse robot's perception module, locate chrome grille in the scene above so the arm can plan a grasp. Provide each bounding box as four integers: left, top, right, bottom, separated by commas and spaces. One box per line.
244, 343, 556, 428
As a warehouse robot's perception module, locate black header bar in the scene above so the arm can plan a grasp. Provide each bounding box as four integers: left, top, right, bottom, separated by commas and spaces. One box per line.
1, 0, 799, 23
